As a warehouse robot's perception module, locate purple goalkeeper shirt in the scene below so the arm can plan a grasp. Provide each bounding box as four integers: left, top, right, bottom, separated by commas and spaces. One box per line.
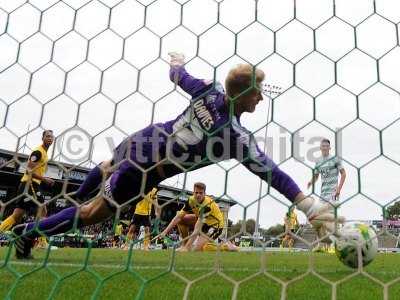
110, 66, 301, 202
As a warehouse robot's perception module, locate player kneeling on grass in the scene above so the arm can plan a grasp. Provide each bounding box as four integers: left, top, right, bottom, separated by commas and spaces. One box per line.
12, 52, 343, 259
154, 182, 237, 252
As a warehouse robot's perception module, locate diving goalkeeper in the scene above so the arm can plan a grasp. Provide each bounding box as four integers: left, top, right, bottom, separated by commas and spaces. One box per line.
12, 52, 342, 259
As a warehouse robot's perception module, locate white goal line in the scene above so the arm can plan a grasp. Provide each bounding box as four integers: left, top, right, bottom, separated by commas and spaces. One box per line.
1, 260, 400, 277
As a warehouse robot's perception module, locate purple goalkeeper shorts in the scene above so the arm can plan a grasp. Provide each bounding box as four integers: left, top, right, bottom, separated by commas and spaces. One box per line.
105, 124, 181, 205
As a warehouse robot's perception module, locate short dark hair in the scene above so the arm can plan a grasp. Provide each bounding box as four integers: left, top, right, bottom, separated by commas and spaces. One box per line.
42, 130, 53, 138
321, 138, 330, 145
194, 182, 206, 191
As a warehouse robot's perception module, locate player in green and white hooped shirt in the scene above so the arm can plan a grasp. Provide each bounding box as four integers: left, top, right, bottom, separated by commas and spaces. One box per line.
307, 138, 347, 252
308, 139, 347, 203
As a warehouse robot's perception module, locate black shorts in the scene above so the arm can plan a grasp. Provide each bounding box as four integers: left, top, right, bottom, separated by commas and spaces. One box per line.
201, 224, 222, 240
14, 181, 44, 212
131, 214, 151, 228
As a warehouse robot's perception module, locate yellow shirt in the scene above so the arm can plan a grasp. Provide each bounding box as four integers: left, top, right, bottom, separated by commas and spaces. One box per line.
178, 195, 224, 228
115, 224, 123, 236
286, 210, 298, 230
21, 145, 49, 185
134, 188, 157, 216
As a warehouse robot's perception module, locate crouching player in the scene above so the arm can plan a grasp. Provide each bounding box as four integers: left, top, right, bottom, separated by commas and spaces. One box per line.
155, 182, 238, 252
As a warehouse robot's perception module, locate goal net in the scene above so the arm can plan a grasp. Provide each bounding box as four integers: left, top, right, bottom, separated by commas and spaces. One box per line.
0, 0, 399, 299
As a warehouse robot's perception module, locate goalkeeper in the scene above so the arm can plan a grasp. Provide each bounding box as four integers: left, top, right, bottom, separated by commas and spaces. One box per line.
13, 52, 342, 259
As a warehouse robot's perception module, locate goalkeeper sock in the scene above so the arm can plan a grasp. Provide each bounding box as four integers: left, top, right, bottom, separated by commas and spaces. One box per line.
74, 165, 102, 200
23, 207, 81, 239
0, 215, 17, 232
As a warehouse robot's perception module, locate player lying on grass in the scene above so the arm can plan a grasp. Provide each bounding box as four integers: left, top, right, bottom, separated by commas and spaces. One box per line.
126, 188, 158, 251
12, 52, 343, 259
154, 182, 238, 252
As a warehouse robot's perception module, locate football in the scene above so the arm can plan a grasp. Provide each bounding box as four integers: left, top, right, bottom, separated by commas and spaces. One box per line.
334, 222, 378, 268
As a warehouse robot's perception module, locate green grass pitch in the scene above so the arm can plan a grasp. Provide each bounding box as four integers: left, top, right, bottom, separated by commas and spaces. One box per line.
1, 247, 399, 299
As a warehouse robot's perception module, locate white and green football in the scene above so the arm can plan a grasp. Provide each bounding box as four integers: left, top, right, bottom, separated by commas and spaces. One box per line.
334, 222, 378, 269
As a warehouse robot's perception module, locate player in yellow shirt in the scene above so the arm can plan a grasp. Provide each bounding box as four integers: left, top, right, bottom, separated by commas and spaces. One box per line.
0, 130, 55, 234
281, 207, 298, 250
126, 188, 158, 250
156, 182, 237, 252
113, 223, 124, 248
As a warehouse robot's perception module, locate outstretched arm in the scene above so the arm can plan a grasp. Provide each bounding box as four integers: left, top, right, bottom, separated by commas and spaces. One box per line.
160, 212, 184, 237
232, 128, 346, 244
168, 52, 208, 97
181, 217, 203, 251
232, 128, 302, 202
